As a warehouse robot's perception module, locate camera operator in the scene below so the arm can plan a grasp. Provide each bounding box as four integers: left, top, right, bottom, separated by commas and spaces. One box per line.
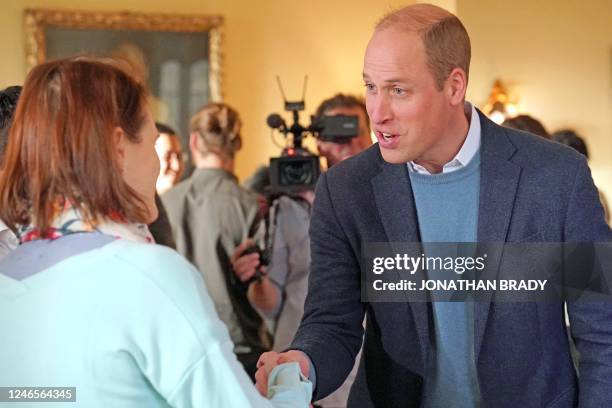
314, 94, 373, 168
233, 94, 372, 407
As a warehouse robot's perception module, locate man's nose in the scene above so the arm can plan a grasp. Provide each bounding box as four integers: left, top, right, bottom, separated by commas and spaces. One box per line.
367, 95, 392, 125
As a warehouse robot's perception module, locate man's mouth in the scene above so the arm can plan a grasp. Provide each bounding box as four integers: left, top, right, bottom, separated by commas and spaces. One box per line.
375, 130, 401, 149
376, 131, 398, 140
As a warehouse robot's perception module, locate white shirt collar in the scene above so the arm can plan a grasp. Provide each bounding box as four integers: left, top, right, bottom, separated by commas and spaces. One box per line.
408, 102, 481, 175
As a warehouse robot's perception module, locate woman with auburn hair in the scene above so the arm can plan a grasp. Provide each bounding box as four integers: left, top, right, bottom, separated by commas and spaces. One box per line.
0, 58, 310, 407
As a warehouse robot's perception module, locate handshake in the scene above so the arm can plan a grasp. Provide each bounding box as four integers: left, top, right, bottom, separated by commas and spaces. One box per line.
256, 350, 312, 396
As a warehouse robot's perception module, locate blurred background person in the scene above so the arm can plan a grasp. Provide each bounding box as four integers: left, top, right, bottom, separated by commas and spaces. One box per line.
148, 192, 177, 249
155, 122, 185, 195
234, 94, 372, 408
315, 93, 373, 168
0, 85, 21, 260
162, 102, 271, 380
553, 129, 610, 224
0, 57, 311, 407
0, 86, 21, 159
243, 165, 271, 221
147, 122, 184, 249
502, 114, 550, 139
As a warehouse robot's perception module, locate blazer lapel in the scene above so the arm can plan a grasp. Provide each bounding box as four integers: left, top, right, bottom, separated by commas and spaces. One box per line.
371, 157, 430, 368
475, 111, 522, 361
371, 161, 420, 244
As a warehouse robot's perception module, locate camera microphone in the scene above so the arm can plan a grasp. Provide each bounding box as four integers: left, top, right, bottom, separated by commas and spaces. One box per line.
266, 113, 286, 130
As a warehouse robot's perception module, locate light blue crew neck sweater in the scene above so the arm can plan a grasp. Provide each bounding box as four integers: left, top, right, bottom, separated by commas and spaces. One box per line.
408, 151, 481, 408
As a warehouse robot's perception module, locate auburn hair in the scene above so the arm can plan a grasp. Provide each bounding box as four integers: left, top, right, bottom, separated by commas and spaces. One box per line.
0, 57, 150, 236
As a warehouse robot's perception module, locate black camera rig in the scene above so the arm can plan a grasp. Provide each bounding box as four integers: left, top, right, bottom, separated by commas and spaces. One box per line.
267, 76, 359, 195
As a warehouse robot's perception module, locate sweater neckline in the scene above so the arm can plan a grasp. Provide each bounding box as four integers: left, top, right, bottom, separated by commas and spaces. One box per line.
408, 150, 480, 185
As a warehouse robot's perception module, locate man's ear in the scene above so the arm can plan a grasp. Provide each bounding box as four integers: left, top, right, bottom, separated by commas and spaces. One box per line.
113, 126, 127, 172
446, 67, 468, 106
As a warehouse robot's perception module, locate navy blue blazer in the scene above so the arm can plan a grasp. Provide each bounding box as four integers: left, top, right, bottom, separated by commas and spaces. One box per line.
290, 111, 612, 407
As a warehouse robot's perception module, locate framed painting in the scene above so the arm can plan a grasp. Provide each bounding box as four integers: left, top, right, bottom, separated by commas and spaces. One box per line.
24, 8, 223, 141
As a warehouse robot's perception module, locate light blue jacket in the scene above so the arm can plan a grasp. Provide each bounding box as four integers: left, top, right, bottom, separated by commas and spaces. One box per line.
0, 237, 310, 407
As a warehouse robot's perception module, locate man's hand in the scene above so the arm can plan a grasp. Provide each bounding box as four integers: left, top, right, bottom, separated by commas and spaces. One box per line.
231, 239, 261, 282
255, 350, 311, 396
233, 239, 280, 312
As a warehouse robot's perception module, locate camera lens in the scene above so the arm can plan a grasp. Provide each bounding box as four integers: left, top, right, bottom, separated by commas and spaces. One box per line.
279, 161, 313, 186
269, 155, 320, 194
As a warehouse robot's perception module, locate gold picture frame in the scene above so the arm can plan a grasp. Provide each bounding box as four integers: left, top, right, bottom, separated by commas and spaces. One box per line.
24, 8, 223, 135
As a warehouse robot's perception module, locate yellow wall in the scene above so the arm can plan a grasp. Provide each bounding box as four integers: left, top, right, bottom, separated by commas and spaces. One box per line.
0, 0, 406, 181
2, 0, 610, 199
460, 0, 612, 199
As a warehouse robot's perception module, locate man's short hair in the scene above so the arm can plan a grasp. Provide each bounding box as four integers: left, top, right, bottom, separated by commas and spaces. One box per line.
315, 93, 369, 128
375, 4, 471, 90
0, 86, 22, 158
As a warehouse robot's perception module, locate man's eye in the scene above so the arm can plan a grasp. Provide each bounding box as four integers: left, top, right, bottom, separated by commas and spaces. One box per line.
391, 87, 405, 95
364, 83, 376, 92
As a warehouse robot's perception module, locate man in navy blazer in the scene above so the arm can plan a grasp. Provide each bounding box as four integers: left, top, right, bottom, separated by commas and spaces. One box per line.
256, 4, 612, 407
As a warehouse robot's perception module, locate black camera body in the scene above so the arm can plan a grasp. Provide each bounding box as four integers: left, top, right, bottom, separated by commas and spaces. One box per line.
312, 115, 359, 144
266, 99, 358, 195
269, 153, 321, 196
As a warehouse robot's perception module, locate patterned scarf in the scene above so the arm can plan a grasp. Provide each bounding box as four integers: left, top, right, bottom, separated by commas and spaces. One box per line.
18, 203, 154, 244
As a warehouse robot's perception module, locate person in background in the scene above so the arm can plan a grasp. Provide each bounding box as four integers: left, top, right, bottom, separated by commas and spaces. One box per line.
242, 93, 373, 220
162, 102, 271, 380
155, 122, 185, 195
315, 93, 374, 168
0, 57, 311, 407
0, 86, 21, 156
243, 165, 271, 220
0, 85, 21, 260
235, 94, 372, 407
553, 128, 610, 224
148, 193, 176, 249
146, 122, 185, 249
502, 114, 550, 139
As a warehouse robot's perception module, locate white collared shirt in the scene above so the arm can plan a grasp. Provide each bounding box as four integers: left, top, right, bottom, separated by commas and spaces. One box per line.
408, 102, 481, 175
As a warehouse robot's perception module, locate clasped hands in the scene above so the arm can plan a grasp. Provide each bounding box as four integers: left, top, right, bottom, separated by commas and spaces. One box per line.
255, 350, 311, 396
